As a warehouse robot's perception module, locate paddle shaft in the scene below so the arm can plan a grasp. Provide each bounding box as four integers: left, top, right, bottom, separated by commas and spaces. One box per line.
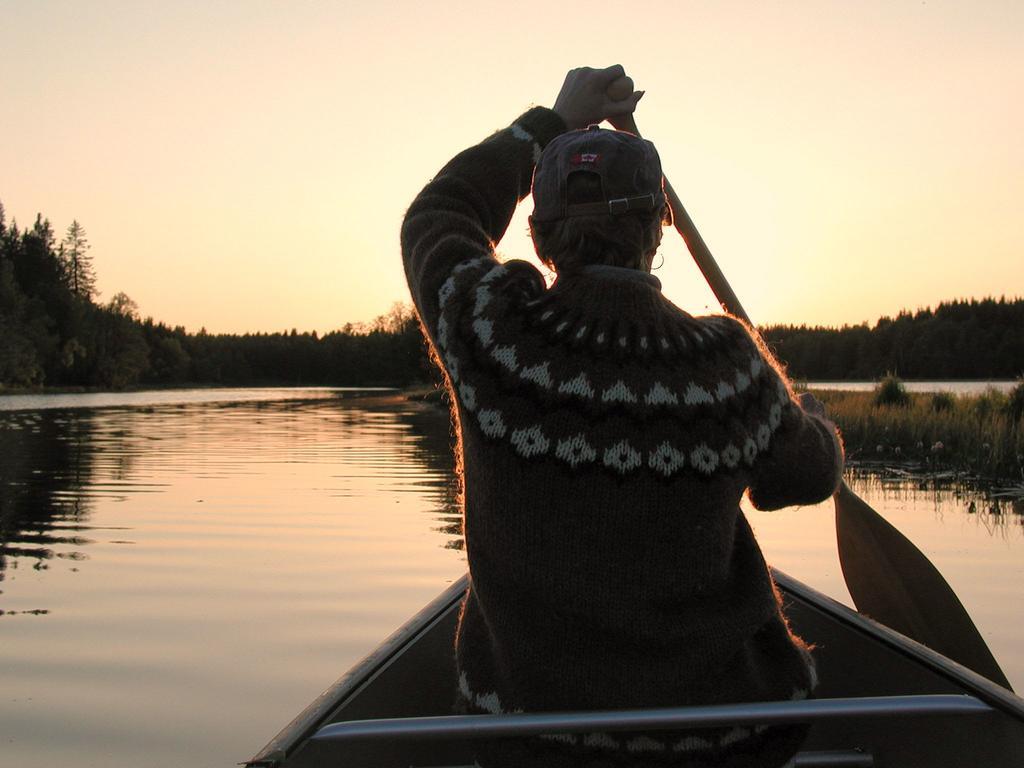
663, 179, 750, 324
614, 112, 1012, 691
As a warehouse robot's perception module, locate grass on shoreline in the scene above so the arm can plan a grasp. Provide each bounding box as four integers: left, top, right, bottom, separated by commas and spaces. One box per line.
411, 379, 1024, 483
812, 383, 1024, 482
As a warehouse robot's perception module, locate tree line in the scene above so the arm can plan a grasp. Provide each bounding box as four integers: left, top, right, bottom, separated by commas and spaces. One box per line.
762, 297, 1024, 381
0, 202, 427, 389
1, 200, 1021, 389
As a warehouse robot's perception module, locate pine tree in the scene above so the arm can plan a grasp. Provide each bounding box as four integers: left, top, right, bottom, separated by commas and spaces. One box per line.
61, 219, 96, 300
32, 213, 55, 249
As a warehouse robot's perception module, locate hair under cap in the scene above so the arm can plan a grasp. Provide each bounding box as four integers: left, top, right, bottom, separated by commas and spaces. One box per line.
531, 125, 667, 223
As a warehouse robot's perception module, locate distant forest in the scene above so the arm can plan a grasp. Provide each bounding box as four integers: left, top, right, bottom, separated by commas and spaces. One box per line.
0, 203, 425, 389
1, 201, 1021, 389
763, 297, 1024, 381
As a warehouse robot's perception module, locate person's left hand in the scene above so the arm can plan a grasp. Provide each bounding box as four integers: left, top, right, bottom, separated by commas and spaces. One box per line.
553, 65, 643, 131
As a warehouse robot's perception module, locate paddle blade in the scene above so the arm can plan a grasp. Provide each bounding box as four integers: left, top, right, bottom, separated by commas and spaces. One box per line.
835, 481, 1012, 690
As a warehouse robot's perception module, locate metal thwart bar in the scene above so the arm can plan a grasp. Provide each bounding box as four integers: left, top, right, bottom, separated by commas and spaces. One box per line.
793, 752, 874, 768
386, 752, 874, 768
312, 694, 991, 743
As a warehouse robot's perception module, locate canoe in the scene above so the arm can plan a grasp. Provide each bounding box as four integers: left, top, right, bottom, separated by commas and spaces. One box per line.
246, 571, 1024, 768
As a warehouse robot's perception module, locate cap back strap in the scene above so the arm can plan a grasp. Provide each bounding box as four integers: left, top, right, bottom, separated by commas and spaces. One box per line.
564, 192, 665, 218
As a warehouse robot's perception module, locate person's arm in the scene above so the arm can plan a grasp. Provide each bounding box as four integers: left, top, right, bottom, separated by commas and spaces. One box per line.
748, 392, 844, 510
400, 65, 643, 347
400, 107, 564, 345
743, 346, 845, 510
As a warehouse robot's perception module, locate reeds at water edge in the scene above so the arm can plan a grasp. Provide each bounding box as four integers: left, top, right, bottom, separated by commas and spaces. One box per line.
811, 379, 1024, 482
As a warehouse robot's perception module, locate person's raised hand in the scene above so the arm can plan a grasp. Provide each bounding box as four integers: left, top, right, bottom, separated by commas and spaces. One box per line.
605, 74, 645, 132
553, 65, 644, 131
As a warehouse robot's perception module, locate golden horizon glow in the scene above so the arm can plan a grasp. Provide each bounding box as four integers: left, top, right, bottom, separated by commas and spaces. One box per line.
2, 1, 1021, 334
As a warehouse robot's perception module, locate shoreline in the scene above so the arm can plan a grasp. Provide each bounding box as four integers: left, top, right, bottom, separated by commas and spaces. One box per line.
3, 383, 1020, 485
0, 382, 400, 396
3, 379, 1021, 398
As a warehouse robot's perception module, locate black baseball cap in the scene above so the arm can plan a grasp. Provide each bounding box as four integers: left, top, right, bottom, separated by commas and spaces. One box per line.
531, 125, 668, 224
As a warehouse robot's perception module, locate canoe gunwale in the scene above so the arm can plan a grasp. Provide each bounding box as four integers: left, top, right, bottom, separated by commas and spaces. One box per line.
247, 569, 1024, 766
773, 570, 1024, 718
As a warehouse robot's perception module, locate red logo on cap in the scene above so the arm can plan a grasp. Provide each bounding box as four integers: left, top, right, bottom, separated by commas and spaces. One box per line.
570, 153, 599, 165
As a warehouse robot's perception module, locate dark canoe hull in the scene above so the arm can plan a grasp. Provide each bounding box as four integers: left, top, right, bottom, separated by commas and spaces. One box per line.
247, 571, 1024, 767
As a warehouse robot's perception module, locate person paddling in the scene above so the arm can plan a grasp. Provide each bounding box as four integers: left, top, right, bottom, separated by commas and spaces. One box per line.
401, 65, 845, 768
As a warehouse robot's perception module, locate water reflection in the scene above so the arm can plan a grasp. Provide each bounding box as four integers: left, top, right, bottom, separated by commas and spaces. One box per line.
1, 410, 101, 584
847, 466, 1024, 538
8, 400, 1021, 604
0, 397, 462, 615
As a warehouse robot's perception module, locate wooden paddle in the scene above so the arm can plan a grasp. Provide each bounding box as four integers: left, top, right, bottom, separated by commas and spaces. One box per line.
612, 108, 1013, 691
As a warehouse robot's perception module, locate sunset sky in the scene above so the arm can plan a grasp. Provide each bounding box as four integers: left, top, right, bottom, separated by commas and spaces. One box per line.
2, 1, 1021, 334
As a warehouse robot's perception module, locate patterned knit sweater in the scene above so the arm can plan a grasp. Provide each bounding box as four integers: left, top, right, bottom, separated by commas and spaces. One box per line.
401, 108, 844, 768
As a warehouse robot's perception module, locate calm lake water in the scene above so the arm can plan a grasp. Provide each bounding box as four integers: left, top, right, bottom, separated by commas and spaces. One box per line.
1, 388, 1022, 767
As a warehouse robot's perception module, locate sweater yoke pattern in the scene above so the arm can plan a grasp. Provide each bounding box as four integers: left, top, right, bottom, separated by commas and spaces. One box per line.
433, 253, 798, 480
